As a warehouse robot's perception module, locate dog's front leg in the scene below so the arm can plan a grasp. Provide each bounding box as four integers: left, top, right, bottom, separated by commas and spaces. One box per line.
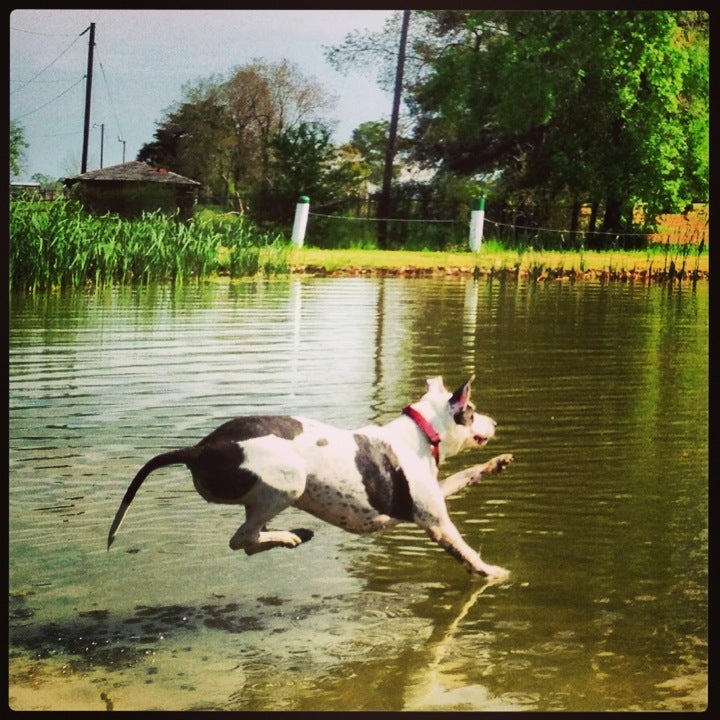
439, 453, 513, 498
425, 520, 509, 579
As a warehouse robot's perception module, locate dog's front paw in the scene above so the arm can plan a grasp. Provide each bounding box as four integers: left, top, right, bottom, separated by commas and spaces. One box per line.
482, 564, 510, 580
484, 453, 514, 475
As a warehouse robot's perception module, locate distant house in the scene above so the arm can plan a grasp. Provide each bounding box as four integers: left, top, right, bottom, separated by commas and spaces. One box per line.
10, 182, 58, 200
10, 181, 41, 199
63, 161, 201, 219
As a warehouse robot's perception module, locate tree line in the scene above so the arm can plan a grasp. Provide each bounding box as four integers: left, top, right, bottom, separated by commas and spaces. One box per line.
328, 10, 708, 245
11, 10, 708, 249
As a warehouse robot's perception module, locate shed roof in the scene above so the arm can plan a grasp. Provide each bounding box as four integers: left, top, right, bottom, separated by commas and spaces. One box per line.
64, 161, 201, 187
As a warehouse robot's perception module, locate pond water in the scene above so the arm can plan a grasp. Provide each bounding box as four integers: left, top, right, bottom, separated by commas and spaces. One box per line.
9, 276, 707, 711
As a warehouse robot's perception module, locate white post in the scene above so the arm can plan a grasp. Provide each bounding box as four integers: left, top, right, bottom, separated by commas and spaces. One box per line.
291, 195, 310, 247
469, 197, 485, 253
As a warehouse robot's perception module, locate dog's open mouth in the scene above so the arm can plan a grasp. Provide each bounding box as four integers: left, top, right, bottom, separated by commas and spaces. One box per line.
474, 435, 488, 445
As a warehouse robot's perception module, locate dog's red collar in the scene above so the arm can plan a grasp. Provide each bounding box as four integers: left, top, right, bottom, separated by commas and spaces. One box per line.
402, 406, 440, 465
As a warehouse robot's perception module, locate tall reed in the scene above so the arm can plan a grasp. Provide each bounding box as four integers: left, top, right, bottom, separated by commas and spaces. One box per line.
10, 199, 287, 291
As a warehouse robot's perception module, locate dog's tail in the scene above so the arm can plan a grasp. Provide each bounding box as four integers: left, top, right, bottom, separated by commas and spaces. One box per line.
107, 447, 200, 550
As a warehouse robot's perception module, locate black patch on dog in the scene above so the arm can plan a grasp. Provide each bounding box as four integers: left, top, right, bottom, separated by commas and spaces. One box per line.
200, 416, 304, 444
187, 416, 304, 502
353, 434, 413, 521
453, 402, 475, 427
188, 442, 260, 502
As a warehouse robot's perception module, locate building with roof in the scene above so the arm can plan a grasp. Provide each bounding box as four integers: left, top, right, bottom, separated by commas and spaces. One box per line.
63, 161, 201, 219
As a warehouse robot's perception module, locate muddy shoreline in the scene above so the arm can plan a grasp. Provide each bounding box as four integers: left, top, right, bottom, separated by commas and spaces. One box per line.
289, 263, 708, 283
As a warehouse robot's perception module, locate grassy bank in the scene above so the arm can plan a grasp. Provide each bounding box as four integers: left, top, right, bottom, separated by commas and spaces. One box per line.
285, 242, 709, 283
10, 199, 708, 291
9, 199, 288, 291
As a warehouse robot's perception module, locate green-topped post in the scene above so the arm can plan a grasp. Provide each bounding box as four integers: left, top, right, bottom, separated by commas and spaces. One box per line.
291, 195, 310, 247
469, 197, 485, 253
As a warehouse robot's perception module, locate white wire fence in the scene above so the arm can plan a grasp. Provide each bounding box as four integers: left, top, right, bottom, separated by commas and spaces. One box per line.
303, 204, 708, 253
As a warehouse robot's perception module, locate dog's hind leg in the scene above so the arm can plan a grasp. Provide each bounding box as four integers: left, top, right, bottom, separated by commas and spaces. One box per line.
225, 438, 314, 555
240, 524, 314, 556
228, 481, 312, 555
240, 527, 314, 555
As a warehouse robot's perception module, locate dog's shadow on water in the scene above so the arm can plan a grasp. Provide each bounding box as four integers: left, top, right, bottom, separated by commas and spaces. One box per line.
8, 593, 271, 673
9, 575, 510, 710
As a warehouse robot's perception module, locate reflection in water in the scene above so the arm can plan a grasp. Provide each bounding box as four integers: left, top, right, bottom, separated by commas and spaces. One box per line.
289, 277, 302, 395
9, 278, 707, 711
403, 579, 518, 711
462, 279, 479, 377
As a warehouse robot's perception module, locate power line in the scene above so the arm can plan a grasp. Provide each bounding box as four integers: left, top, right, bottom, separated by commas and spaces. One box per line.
10, 78, 77, 86
97, 50, 125, 143
32, 130, 80, 139
11, 77, 85, 122
10, 31, 83, 95
10, 26, 78, 38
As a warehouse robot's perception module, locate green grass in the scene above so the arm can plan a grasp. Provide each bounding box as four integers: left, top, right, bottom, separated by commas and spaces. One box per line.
10, 199, 288, 291
10, 199, 708, 291
287, 240, 709, 280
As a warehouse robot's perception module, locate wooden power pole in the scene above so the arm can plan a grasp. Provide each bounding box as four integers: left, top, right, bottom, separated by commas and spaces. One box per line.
80, 22, 95, 174
377, 10, 410, 250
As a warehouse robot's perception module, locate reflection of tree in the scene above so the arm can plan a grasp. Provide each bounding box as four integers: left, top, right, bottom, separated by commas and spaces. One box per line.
462, 279, 479, 376
367, 277, 488, 426
367, 279, 417, 424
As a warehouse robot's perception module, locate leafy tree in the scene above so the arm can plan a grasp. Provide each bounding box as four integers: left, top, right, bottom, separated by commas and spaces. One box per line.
138, 89, 236, 197
257, 121, 364, 224
30, 173, 56, 187
10, 121, 28, 179
410, 10, 708, 237
137, 59, 335, 210
348, 120, 404, 188
327, 11, 460, 247
326, 11, 461, 95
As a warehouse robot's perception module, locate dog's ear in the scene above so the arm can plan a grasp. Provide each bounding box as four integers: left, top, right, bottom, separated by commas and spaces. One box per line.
449, 375, 475, 411
426, 376, 446, 394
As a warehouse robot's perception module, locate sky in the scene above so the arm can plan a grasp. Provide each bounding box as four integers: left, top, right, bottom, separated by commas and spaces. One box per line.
9, 9, 396, 182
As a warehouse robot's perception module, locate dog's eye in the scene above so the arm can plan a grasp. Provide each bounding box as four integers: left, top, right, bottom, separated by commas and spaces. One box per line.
453, 406, 474, 426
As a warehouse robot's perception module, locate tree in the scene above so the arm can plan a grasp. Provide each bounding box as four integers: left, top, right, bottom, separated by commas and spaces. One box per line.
348, 120, 400, 188
376, 9, 411, 248
10, 121, 28, 179
257, 121, 364, 224
325, 10, 460, 95
138, 90, 236, 196
409, 10, 709, 237
327, 10, 451, 247
137, 59, 336, 208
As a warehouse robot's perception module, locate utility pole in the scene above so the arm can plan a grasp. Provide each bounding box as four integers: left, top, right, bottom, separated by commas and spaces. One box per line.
93, 123, 105, 168
377, 9, 410, 250
80, 22, 95, 174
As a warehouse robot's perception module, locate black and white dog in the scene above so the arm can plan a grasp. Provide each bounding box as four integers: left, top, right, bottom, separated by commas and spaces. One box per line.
108, 376, 512, 578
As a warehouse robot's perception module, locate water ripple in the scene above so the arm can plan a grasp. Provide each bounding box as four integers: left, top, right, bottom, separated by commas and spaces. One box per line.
9, 278, 708, 712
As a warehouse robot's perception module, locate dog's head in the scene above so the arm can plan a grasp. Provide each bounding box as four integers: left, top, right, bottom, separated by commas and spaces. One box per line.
419, 375, 496, 461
